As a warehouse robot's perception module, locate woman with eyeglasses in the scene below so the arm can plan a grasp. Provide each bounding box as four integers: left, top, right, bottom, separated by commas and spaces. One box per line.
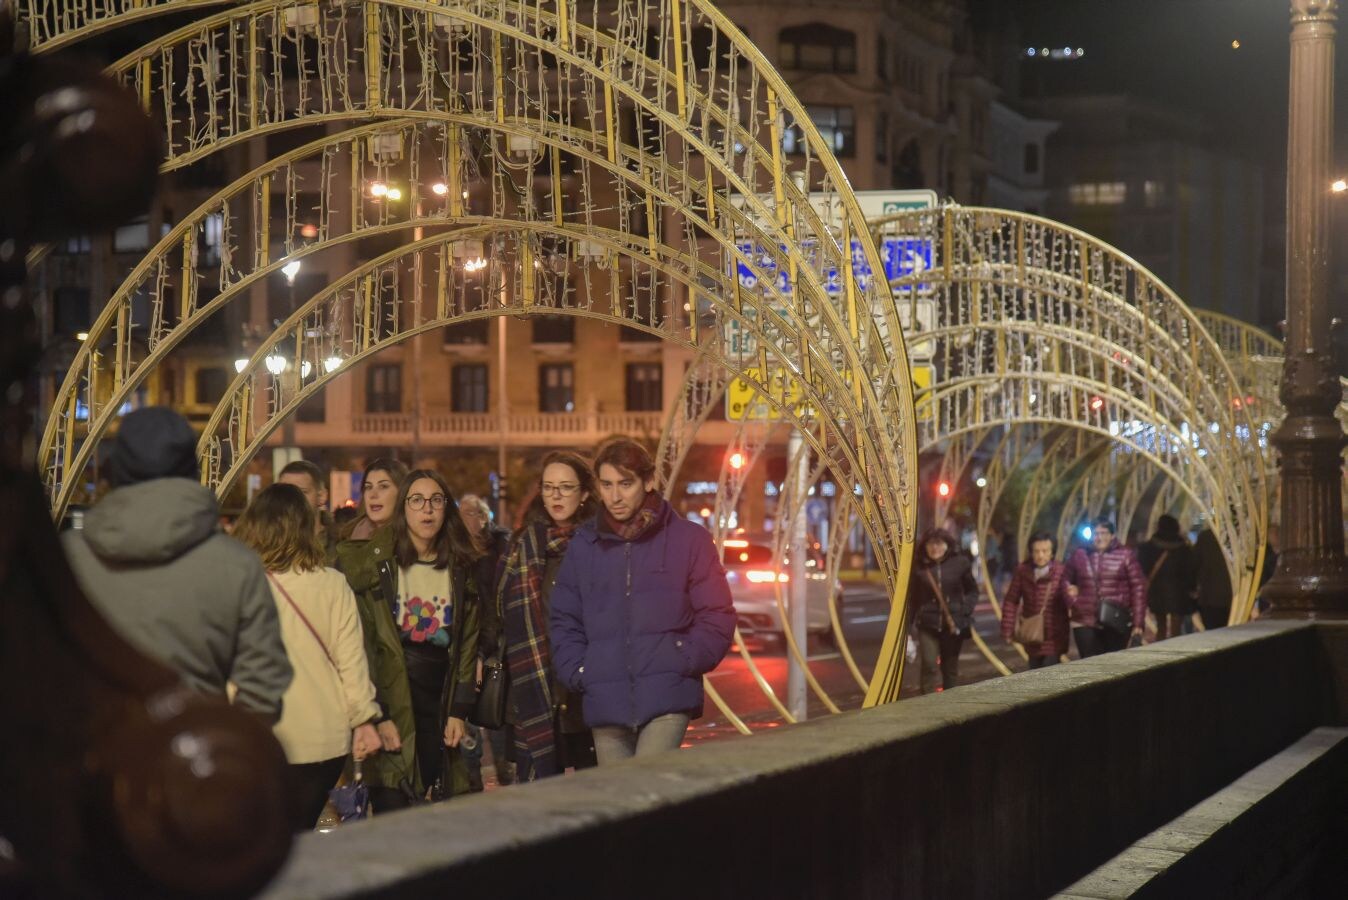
337, 468, 482, 810
496, 450, 600, 779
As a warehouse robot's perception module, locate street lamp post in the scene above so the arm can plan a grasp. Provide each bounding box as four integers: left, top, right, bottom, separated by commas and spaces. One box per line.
1264, 0, 1348, 616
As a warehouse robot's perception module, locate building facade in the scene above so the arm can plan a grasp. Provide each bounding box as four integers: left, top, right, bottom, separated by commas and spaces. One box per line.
34, 1, 1001, 524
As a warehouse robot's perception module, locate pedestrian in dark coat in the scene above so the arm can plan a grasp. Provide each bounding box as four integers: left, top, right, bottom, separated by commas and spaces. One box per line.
1000, 531, 1072, 666
907, 527, 979, 693
498, 451, 602, 780
1136, 515, 1198, 640
1193, 528, 1232, 630
1067, 518, 1146, 657
334, 469, 481, 811
550, 439, 735, 764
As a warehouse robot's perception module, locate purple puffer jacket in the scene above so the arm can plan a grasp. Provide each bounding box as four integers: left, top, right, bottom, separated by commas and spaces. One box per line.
1068, 541, 1147, 630
549, 500, 735, 729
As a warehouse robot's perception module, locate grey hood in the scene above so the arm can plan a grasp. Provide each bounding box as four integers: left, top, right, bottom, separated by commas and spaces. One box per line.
81, 477, 220, 564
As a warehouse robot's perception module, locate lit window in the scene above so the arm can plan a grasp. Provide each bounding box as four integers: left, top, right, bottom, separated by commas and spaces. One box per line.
1068, 181, 1127, 206
784, 105, 855, 157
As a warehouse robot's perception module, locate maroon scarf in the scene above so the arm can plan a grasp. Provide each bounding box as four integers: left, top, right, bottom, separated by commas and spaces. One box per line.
601, 490, 663, 541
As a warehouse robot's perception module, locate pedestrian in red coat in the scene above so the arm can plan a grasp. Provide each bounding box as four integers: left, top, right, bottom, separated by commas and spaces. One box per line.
1067, 518, 1147, 657
1000, 531, 1073, 667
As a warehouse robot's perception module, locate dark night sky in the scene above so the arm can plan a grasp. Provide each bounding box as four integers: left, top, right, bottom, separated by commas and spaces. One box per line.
973, 0, 1348, 169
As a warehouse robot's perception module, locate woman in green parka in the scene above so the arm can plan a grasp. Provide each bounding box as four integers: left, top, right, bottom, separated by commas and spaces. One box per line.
335, 467, 482, 811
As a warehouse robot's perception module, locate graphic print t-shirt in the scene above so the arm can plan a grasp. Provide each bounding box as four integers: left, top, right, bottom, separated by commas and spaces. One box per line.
394, 562, 453, 648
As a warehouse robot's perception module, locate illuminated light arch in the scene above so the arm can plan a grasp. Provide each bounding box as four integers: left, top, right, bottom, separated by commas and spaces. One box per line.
39, 0, 925, 715
870, 206, 1267, 616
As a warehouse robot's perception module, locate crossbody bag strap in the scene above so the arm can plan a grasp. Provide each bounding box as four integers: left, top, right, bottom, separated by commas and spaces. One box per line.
1147, 550, 1170, 585
923, 568, 957, 628
268, 572, 339, 673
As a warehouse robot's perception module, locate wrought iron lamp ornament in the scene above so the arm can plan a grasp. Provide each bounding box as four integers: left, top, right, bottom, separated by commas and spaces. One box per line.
1263, 0, 1348, 615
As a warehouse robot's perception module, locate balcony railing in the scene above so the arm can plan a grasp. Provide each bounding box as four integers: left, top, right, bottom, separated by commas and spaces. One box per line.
317, 410, 667, 446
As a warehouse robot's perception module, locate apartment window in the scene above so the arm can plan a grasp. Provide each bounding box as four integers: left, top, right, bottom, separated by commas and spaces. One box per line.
625, 363, 663, 412
877, 34, 888, 80
876, 112, 889, 163
893, 139, 924, 189
1069, 181, 1127, 206
784, 105, 855, 157
532, 315, 575, 344
539, 363, 574, 412
779, 23, 856, 73
365, 363, 402, 413
1023, 143, 1040, 175
452, 364, 489, 412
194, 367, 229, 405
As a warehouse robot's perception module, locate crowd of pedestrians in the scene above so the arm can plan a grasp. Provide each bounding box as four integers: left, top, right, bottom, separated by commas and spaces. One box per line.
65, 409, 735, 830
69, 406, 1271, 825
912, 510, 1252, 692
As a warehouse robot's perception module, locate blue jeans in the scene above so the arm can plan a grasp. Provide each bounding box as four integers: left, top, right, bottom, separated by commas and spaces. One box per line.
592, 713, 690, 765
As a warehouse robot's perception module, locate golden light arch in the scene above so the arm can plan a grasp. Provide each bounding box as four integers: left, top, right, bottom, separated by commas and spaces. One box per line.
870, 206, 1267, 617
34, 1, 923, 707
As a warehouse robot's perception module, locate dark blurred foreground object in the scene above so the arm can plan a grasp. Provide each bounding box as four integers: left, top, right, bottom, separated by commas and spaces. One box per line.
0, 6, 293, 896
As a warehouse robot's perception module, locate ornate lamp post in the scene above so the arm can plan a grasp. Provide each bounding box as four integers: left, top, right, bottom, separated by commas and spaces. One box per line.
1264, 0, 1348, 616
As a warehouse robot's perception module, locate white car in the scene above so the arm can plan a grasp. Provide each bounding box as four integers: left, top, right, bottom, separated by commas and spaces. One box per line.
721, 536, 843, 647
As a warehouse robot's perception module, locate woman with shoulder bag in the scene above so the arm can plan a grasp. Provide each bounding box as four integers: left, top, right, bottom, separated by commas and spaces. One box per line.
908, 528, 979, 693
1066, 518, 1147, 657
336, 468, 482, 811
498, 450, 601, 780
232, 484, 382, 832
1000, 531, 1074, 668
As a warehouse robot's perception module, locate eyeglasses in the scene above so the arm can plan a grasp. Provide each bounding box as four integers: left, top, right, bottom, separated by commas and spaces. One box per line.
406, 493, 447, 510
541, 482, 580, 497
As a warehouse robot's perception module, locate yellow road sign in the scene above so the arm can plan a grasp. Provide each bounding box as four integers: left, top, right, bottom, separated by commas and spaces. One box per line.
725, 367, 803, 421
912, 364, 935, 421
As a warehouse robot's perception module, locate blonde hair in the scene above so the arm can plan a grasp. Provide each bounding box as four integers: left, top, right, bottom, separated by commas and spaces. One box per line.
233, 483, 326, 573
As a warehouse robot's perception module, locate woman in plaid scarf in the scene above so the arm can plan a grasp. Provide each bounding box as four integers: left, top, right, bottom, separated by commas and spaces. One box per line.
498, 451, 599, 780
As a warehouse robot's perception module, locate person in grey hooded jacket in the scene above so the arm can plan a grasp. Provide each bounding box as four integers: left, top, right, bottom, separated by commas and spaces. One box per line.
61, 407, 292, 721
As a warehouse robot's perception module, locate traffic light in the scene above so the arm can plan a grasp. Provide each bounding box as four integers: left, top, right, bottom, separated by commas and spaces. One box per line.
728, 450, 745, 470
1089, 395, 1105, 412
937, 481, 951, 498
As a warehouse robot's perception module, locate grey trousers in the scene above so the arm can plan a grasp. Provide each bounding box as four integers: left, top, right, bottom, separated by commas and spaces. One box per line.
592, 712, 691, 765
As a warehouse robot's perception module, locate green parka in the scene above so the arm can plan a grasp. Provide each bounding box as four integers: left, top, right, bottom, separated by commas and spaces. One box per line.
334, 526, 479, 799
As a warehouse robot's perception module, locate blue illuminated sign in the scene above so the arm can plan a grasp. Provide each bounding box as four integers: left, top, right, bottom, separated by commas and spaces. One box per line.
734, 237, 931, 297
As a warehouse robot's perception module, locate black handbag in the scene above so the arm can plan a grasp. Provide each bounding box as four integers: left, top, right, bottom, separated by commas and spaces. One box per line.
469, 655, 507, 729
1098, 600, 1132, 635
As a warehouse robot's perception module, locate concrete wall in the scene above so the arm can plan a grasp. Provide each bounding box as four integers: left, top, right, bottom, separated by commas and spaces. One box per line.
260, 621, 1348, 899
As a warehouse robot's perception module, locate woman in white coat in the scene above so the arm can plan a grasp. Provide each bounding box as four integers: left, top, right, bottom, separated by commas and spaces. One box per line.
234, 483, 383, 831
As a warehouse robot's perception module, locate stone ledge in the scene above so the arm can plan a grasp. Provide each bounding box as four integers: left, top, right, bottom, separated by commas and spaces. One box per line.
1054, 727, 1348, 899
259, 620, 1346, 899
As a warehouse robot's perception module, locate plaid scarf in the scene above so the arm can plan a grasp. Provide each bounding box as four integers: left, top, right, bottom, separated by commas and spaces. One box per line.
502, 520, 574, 779
601, 490, 664, 541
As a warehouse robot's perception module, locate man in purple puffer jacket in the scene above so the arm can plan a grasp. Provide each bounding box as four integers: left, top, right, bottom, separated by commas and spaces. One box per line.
550, 439, 735, 764
1067, 517, 1147, 657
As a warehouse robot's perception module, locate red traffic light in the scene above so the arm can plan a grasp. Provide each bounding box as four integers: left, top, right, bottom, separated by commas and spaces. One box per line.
1089, 396, 1105, 411
728, 451, 745, 470
937, 481, 951, 498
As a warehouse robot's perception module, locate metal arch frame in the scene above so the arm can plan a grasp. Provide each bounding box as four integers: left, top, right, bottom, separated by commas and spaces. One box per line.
1018, 430, 1099, 552
201, 228, 853, 495
871, 206, 1267, 618
19, 0, 234, 52
41, 0, 919, 592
